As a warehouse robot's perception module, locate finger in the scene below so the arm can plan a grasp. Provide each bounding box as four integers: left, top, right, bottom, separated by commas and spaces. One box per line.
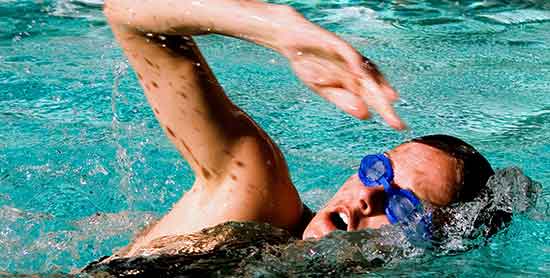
381, 82, 399, 103
343, 74, 403, 127
359, 78, 407, 130
349, 56, 400, 103
317, 87, 370, 119
334, 42, 364, 77
343, 75, 362, 96
360, 56, 388, 84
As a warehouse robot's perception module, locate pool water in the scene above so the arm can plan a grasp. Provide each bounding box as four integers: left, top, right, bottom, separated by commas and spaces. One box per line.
1, 0, 549, 276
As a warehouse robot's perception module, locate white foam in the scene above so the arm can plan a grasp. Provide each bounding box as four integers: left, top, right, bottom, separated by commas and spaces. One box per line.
72, 0, 104, 7
478, 9, 550, 25
321, 6, 389, 28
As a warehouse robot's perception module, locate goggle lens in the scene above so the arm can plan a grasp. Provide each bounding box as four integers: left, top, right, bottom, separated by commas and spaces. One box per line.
366, 160, 386, 181
386, 192, 421, 224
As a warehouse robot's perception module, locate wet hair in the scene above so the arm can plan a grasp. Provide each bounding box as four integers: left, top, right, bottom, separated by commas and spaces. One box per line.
410, 134, 494, 202
409, 134, 512, 242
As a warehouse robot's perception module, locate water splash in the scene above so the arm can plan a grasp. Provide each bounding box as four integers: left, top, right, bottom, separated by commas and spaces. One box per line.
477, 9, 550, 25
1, 0, 548, 276
431, 167, 542, 252
49, 0, 105, 22
83, 167, 543, 277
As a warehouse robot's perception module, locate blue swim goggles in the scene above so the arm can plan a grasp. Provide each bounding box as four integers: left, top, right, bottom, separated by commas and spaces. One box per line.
358, 154, 432, 242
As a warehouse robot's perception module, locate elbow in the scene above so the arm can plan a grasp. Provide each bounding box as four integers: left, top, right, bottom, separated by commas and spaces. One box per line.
102, 0, 159, 35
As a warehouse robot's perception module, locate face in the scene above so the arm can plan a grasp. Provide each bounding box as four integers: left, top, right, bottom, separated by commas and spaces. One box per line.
302, 142, 463, 240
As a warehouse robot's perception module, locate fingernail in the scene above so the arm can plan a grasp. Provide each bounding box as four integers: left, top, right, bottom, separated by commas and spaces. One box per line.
394, 120, 407, 130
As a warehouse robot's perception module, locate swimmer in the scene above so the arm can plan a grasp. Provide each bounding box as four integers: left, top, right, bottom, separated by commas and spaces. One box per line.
102, 0, 498, 258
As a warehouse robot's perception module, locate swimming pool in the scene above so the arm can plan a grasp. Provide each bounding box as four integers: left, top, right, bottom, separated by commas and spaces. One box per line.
1, 0, 549, 276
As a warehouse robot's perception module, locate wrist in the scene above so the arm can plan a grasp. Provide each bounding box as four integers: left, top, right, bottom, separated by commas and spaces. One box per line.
218, 4, 305, 53
263, 5, 312, 53
266, 5, 309, 53
255, 6, 323, 58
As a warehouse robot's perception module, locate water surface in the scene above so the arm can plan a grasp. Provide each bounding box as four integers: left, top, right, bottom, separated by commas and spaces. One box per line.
0, 0, 548, 276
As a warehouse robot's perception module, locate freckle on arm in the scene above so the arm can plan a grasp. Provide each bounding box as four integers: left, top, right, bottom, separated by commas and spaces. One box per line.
166, 126, 176, 137
193, 107, 203, 116
223, 149, 234, 158
144, 57, 154, 67
201, 167, 211, 180
177, 91, 187, 99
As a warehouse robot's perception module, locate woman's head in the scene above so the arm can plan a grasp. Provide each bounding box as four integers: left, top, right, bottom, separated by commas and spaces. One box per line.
303, 134, 494, 240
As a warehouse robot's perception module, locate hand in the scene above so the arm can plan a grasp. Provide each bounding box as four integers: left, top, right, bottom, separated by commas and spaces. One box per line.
277, 17, 406, 130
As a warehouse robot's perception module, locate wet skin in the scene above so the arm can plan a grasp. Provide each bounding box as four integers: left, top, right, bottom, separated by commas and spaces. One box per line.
102, 0, 454, 258
303, 142, 463, 239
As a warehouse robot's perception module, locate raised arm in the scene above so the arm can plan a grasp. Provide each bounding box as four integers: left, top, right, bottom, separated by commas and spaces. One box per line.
103, 0, 312, 247
103, 0, 404, 253
104, 0, 296, 185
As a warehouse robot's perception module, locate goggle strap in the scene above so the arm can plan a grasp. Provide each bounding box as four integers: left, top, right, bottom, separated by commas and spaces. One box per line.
379, 178, 391, 192
385, 206, 398, 224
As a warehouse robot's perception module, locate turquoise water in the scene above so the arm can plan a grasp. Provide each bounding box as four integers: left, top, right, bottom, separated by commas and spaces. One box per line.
1, 0, 549, 276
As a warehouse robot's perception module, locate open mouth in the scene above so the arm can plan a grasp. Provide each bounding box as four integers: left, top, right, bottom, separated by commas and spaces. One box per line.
330, 212, 349, 231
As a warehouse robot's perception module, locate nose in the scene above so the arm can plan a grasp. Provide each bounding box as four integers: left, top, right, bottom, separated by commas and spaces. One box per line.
357, 186, 386, 217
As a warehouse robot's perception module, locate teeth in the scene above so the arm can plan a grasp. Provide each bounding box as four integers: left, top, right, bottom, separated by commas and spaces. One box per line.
339, 212, 349, 225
